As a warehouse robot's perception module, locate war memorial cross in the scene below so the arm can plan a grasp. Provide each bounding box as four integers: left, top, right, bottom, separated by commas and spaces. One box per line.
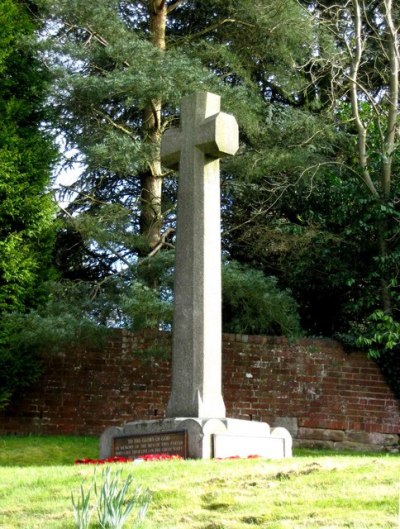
161, 92, 239, 418
100, 93, 292, 460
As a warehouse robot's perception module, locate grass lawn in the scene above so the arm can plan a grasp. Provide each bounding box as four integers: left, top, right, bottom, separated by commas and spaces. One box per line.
0, 436, 399, 529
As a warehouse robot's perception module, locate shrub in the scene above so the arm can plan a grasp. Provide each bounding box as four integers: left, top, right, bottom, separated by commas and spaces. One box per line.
222, 261, 302, 336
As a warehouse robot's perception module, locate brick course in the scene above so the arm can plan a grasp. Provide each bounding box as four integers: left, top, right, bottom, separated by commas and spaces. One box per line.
1, 330, 399, 451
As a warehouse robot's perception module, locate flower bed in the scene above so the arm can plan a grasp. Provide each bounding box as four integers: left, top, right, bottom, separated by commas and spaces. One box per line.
75, 454, 183, 464
75, 454, 260, 464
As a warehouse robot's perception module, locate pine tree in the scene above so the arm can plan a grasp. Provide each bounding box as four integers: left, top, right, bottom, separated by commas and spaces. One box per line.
41, 0, 312, 270
32, 0, 311, 335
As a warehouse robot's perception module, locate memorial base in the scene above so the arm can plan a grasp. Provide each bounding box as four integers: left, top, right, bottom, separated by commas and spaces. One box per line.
100, 418, 292, 460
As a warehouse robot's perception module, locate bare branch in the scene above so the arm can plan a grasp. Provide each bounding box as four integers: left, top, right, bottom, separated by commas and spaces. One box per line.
167, 0, 187, 14
347, 0, 379, 197
146, 227, 175, 257
93, 107, 135, 137
176, 18, 254, 44
382, 0, 399, 199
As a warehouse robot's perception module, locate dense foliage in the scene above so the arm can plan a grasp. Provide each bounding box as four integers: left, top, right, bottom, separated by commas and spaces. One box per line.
0, 0, 57, 407
228, 0, 400, 346
39, 1, 400, 348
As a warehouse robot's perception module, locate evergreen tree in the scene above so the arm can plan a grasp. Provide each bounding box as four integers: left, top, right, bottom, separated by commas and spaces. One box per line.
35, 0, 310, 333
0, 0, 57, 407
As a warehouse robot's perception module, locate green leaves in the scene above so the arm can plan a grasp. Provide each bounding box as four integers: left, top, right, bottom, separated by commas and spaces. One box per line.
71, 467, 151, 529
222, 261, 301, 336
120, 279, 173, 331
356, 310, 400, 359
0, 1, 58, 407
71, 484, 93, 529
96, 468, 150, 529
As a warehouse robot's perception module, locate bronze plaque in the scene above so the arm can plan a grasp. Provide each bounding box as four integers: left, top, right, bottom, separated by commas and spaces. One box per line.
113, 430, 188, 459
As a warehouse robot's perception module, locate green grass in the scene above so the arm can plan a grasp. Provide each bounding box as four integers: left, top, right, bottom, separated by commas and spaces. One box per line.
0, 435, 98, 466
0, 436, 399, 529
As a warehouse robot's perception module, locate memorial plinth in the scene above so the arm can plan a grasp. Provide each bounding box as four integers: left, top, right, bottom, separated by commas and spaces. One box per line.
100, 92, 292, 460
100, 418, 292, 459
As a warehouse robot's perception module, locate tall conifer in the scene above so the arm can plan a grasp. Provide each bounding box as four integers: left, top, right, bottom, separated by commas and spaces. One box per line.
0, 0, 57, 407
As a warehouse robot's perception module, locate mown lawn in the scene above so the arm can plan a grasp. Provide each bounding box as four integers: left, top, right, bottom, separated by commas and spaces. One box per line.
0, 436, 399, 529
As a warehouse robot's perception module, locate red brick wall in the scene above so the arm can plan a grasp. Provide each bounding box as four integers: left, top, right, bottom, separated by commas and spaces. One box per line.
1, 331, 399, 451
222, 334, 399, 450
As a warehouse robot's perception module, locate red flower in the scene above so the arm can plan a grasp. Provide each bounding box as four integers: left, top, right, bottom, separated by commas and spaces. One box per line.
74, 454, 183, 465
74, 453, 259, 465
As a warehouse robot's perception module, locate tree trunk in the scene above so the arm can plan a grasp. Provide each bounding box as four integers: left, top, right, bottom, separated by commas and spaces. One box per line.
348, 0, 397, 315
377, 0, 398, 315
140, 0, 167, 252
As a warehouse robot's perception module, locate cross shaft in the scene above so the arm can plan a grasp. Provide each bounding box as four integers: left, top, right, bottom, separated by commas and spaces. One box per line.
161, 92, 238, 418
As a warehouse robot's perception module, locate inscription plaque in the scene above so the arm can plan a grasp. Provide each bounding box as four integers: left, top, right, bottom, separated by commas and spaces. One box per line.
113, 431, 188, 459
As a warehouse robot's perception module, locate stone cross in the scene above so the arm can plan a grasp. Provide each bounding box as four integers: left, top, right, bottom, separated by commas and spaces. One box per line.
161, 92, 239, 418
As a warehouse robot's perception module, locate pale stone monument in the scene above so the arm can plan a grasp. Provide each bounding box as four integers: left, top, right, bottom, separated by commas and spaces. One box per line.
162, 91, 234, 418
100, 92, 292, 459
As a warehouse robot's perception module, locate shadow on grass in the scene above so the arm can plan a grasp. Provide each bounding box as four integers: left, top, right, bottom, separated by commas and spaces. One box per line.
0, 435, 99, 466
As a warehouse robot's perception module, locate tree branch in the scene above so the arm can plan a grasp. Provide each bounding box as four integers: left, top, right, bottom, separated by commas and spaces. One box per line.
382, 0, 399, 199
146, 227, 175, 257
64, 23, 131, 68
167, 0, 187, 14
348, 0, 379, 197
177, 18, 254, 44
93, 107, 135, 137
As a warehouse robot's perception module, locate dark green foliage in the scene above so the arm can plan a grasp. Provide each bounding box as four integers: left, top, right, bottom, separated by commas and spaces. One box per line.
0, 0, 57, 408
227, 151, 393, 337
222, 261, 301, 336
1, 254, 300, 367
224, 0, 400, 364
12, 0, 397, 401
224, 105, 349, 334
0, 0, 56, 313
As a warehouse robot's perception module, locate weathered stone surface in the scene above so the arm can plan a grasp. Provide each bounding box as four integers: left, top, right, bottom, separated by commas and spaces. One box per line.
161, 93, 239, 167
293, 439, 336, 450
99, 93, 292, 460
374, 433, 399, 446
347, 431, 399, 447
346, 431, 374, 444
339, 441, 382, 452
161, 92, 239, 419
298, 427, 345, 442
295, 430, 399, 452
271, 417, 299, 437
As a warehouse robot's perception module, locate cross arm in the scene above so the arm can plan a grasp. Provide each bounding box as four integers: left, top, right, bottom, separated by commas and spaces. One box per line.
196, 112, 239, 158
161, 128, 181, 169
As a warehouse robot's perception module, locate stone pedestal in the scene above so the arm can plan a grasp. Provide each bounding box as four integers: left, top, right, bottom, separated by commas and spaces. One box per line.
100, 418, 292, 460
